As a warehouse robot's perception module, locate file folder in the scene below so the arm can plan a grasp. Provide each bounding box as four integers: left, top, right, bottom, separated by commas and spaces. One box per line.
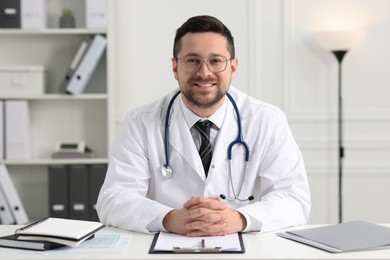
277, 221, 390, 253
4, 100, 30, 160
48, 165, 69, 219
69, 165, 89, 220
0, 164, 28, 224
58, 40, 90, 93
86, 0, 107, 29
0, 0, 21, 28
0, 101, 3, 160
0, 184, 14, 224
21, 0, 47, 29
88, 164, 106, 221
66, 34, 107, 94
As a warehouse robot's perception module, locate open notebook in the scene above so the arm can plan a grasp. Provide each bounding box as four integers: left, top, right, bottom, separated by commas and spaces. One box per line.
15, 217, 104, 247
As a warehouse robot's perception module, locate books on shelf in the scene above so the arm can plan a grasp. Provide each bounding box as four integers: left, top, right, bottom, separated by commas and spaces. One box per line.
0, 234, 64, 251
60, 34, 107, 95
15, 217, 104, 247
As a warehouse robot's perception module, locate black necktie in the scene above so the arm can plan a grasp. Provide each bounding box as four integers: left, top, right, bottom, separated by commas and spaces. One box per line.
194, 120, 213, 176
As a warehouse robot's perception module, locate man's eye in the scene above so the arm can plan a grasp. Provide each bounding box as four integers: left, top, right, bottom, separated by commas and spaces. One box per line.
209, 58, 223, 64
185, 58, 200, 64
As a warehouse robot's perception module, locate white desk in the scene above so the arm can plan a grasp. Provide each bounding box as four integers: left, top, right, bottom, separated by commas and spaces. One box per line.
0, 224, 390, 260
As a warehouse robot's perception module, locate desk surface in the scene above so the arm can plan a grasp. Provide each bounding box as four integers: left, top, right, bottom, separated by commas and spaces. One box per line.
0, 224, 390, 260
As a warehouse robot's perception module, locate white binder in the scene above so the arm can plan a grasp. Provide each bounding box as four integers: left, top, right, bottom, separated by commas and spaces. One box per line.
59, 40, 89, 93
66, 34, 107, 95
5, 100, 30, 160
0, 100, 3, 160
86, 0, 107, 29
0, 183, 15, 224
21, 0, 47, 29
0, 164, 29, 224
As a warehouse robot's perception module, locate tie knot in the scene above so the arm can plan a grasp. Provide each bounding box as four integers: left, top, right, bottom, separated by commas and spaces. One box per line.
195, 120, 212, 129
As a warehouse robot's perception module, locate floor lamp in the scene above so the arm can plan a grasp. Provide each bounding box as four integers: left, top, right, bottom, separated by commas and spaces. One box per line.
315, 30, 365, 223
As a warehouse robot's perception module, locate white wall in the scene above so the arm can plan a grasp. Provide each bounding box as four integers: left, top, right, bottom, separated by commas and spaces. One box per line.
110, 0, 390, 224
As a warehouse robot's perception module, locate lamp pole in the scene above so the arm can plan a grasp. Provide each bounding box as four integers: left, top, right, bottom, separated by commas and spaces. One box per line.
332, 50, 347, 223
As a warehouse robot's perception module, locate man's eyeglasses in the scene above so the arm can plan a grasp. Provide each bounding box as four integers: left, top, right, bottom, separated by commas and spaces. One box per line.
175, 55, 232, 73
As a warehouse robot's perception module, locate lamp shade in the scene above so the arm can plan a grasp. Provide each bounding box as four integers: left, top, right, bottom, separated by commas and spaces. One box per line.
315, 30, 365, 51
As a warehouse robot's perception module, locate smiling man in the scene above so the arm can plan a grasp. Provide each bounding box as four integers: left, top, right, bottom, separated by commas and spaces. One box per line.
97, 15, 311, 237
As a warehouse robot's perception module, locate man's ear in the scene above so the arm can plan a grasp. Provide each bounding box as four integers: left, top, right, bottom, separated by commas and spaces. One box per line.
172, 58, 179, 80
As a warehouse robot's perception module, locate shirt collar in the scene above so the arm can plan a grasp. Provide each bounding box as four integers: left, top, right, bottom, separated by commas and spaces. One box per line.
180, 94, 227, 130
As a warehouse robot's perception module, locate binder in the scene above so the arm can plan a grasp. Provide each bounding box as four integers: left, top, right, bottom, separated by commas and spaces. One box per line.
0, 184, 14, 224
0, 164, 29, 224
0, 0, 21, 28
21, 0, 46, 29
86, 0, 107, 29
4, 100, 30, 160
69, 165, 89, 220
58, 40, 90, 93
66, 34, 107, 95
88, 164, 106, 221
0, 100, 3, 160
48, 165, 69, 219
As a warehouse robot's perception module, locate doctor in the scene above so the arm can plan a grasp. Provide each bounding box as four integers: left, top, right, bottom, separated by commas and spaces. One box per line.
97, 15, 310, 237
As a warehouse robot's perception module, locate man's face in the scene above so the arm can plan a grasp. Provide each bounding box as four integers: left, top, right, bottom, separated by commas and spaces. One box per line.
172, 32, 238, 116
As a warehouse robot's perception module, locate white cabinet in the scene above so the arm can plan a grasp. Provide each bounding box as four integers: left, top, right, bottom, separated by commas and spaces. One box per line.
0, 2, 110, 221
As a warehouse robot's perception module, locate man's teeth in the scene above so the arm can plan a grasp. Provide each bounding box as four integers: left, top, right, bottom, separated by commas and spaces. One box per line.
195, 83, 213, 87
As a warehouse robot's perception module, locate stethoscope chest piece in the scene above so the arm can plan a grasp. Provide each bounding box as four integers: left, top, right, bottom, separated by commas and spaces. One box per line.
161, 164, 173, 179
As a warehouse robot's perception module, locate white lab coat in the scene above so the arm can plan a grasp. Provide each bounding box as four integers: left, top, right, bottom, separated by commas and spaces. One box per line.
96, 86, 311, 233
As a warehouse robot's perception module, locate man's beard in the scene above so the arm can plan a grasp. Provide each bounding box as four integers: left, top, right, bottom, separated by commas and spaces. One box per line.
181, 87, 226, 109
180, 77, 229, 109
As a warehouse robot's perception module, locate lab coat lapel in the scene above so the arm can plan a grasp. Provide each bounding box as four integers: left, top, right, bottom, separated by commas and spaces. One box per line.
206, 101, 238, 184
168, 99, 205, 180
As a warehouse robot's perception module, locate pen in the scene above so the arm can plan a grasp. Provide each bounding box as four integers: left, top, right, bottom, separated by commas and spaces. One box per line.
201, 239, 205, 248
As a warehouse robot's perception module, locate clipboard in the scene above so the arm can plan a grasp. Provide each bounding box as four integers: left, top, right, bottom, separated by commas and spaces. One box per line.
149, 232, 245, 254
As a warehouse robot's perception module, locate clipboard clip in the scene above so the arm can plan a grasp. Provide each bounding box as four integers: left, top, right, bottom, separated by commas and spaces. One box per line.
172, 246, 222, 253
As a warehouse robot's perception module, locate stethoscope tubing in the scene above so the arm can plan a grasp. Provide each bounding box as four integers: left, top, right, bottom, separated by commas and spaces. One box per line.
163, 91, 181, 169
226, 93, 250, 162
162, 90, 253, 201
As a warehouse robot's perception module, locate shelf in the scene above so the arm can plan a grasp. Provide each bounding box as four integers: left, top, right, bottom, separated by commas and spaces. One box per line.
1, 158, 108, 165
0, 28, 106, 35
0, 94, 107, 100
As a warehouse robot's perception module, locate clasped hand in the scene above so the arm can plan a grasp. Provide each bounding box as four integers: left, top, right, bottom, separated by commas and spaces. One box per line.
163, 196, 246, 236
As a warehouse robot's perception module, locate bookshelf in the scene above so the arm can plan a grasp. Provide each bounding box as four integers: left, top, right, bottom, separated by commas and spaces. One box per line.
0, 1, 110, 221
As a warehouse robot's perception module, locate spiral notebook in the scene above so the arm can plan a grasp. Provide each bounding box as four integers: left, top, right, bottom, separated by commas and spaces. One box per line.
15, 217, 104, 247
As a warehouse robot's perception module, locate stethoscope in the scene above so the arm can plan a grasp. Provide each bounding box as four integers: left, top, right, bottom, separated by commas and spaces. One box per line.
161, 91, 254, 201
